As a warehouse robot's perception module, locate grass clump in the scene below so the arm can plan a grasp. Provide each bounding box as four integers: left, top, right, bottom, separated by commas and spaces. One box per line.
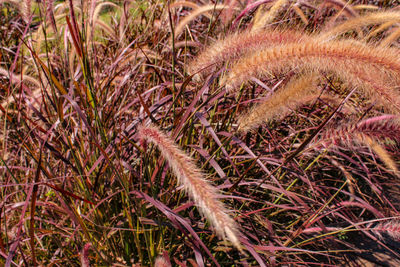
1, 0, 400, 266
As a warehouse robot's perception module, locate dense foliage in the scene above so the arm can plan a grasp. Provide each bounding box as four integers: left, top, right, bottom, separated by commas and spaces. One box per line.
1, 0, 400, 266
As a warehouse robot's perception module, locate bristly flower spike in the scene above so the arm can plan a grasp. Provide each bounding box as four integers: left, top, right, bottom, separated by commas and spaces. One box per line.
138, 124, 242, 251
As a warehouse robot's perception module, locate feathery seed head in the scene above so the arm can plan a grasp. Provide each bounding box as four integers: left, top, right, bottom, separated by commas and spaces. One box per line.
223, 39, 400, 112
312, 115, 400, 175
321, 11, 400, 40
237, 72, 320, 132
189, 29, 308, 79
373, 220, 400, 241
138, 124, 242, 251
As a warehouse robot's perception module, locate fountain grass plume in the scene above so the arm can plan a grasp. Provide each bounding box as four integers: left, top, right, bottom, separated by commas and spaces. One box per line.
222, 39, 400, 112
188, 28, 307, 79
251, 0, 289, 32
138, 124, 241, 251
312, 115, 400, 175
321, 11, 400, 40
373, 220, 400, 241
238, 72, 320, 132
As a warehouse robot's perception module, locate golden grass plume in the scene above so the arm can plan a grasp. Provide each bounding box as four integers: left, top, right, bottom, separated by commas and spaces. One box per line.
365, 20, 397, 40
222, 39, 400, 112
138, 124, 241, 250
380, 26, 400, 47
321, 11, 400, 40
251, 0, 289, 32
311, 115, 400, 176
238, 72, 320, 132
188, 28, 307, 78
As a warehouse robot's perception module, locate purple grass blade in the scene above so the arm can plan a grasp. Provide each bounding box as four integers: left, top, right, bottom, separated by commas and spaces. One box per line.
131, 190, 220, 267
195, 112, 242, 177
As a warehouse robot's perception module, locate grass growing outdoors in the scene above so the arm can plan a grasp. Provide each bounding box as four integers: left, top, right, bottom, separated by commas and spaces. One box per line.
1, 0, 400, 266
